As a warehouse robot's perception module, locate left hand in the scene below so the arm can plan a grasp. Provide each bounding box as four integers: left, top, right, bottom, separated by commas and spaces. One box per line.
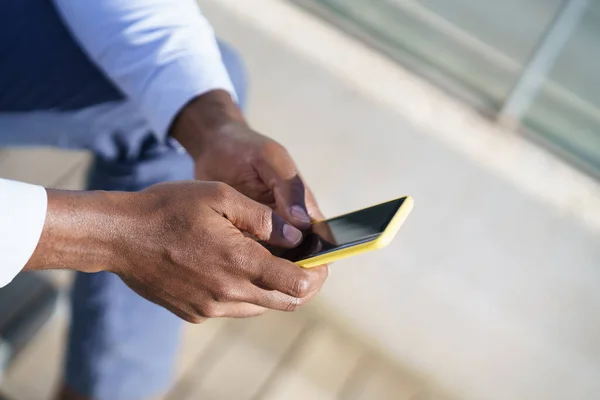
171, 90, 325, 228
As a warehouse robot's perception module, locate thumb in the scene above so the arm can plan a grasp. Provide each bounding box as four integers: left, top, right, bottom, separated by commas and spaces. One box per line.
214, 186, 304, 249
255, 149, 311, 228
272, 175, 312, 229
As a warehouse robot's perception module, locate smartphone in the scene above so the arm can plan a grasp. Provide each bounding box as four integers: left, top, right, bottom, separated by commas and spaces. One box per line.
264, 196, 414, 268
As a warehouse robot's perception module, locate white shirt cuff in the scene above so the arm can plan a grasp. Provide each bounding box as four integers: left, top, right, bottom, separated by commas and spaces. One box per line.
0, 179, 47, 287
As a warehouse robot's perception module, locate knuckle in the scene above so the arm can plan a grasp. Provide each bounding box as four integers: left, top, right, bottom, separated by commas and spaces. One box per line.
259, 140, 286, 157
215, 182, 232, 197
291, 275, 312, 298
199, 302, 223, 319
285, 296, 303, 312
255, 207, 273, 236
211, 181, 233, 200
227, 245, 255, 274
214, 283, 238, 302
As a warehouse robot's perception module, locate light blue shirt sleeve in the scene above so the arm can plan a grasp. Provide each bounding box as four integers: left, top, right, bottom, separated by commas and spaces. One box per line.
52, 0, 237, 138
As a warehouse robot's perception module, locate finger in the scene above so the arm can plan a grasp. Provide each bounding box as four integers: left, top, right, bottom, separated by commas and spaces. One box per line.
255, 255, 329, 298
273, 175, 311, 229
255, 144, 311, 229
194, 301, 268, 319
247, 278, 328, 312
212, 184, 303, 248
295, 281, 327, 305
220, 303, 269, 318
246, 286, 307, 312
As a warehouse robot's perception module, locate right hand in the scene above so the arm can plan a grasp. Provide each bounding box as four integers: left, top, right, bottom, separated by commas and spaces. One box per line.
27, 181, 329, 323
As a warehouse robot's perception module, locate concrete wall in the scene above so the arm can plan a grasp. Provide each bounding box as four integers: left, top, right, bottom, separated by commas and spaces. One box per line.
201, 1, 600, 399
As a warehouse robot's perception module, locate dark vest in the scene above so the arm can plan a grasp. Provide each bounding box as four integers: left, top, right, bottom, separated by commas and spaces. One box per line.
0, 0, 123, 111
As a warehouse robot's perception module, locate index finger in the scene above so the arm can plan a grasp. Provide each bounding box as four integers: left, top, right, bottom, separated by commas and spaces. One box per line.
211, 184, 303, 249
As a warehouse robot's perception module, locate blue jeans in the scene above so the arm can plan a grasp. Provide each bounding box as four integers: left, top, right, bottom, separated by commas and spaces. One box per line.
0, 1, 247, 398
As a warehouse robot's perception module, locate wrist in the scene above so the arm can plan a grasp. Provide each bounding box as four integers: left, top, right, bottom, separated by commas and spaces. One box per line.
169, 89, 246, 159
24, 189, 133, 274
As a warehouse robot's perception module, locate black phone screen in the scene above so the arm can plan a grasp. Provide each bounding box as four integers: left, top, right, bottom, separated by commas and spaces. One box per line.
264, 198, 406, 262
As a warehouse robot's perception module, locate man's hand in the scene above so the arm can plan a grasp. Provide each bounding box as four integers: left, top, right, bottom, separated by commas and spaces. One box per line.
25, 182, 328, 322
171, 90, 325, 227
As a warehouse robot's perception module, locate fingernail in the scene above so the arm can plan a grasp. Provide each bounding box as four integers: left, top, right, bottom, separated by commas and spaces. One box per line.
283, 224, 303, 244
291, 205, 310, 224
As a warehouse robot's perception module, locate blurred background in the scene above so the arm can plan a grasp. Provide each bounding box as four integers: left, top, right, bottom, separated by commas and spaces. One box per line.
1, 0, 599, 399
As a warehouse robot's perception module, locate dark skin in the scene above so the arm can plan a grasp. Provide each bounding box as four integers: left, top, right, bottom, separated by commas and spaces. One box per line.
36, 90, 328, 400
173, 90, 325, 224
30, 182, 327, 320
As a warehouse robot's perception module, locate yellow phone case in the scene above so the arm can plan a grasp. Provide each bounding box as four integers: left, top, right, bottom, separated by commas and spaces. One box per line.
297, 196, 414, 268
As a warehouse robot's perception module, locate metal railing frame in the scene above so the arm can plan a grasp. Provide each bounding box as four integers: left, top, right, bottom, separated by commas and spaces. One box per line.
499, 0, 589, 122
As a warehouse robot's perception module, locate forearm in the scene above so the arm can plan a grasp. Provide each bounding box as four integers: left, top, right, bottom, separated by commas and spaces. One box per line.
170, 89, 245, 159
24, 190, 132, 274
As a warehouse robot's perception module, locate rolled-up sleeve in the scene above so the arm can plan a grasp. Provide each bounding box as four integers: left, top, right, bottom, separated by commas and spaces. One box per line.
52, 0, 237, 139
0, 179, 48, 288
